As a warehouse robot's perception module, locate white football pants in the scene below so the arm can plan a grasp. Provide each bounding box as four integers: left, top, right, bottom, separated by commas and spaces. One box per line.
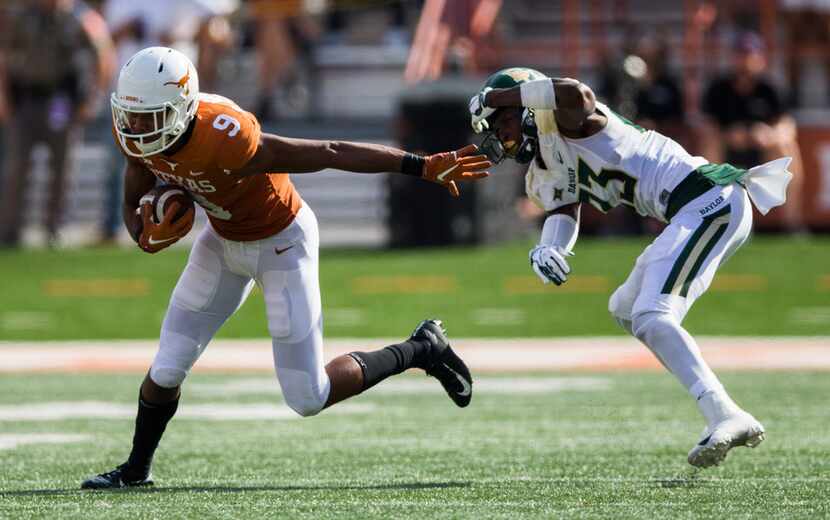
150, 203, 331, 417
609, 184, 753, 400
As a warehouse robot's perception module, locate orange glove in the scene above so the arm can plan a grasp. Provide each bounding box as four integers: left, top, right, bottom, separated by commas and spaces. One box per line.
138, 201, 194, 253
422, 144, 492, 197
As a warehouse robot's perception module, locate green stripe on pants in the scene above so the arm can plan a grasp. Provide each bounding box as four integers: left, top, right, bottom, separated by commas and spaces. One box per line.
661, 205, 732, 297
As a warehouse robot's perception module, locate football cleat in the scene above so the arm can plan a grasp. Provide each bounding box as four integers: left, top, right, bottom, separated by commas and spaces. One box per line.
410, 319, 473, 408
687, 412, 765, 468
81, 463, 153, 490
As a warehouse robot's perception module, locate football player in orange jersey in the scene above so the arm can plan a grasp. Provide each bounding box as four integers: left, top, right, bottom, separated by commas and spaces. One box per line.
81, 47, 490, 489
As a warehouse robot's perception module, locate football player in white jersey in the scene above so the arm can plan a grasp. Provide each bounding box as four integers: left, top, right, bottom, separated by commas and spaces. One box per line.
469, 68, 793, 468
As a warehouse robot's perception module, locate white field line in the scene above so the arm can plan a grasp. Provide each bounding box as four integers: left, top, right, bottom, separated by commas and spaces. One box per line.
0, 402, 375, 422
0, 433, 91, 451
0, 337, 828, 373
188, 376, 612, 397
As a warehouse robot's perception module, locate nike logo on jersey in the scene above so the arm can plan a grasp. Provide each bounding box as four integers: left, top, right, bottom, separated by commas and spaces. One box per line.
190, 171, 205, 176
148, 236, 178, 246
436, 165, 458, 182
443, 363, 472, 396
274, 245, 294, 255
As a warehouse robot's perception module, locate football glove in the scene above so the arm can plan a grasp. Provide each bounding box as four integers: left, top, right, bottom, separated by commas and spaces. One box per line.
469, 87, 495, 133
422, 144, 491, 197
138, 201, 194, 254
529, 245, 571, 285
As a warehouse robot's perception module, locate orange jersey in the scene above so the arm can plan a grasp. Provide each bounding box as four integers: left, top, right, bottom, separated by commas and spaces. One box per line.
117, 93, 302, 241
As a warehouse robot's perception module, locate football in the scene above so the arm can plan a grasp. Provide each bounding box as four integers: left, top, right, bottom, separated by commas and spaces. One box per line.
139, 184, 194, 224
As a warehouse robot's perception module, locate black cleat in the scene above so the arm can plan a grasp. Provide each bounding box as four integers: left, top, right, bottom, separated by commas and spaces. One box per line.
410, 319, 473, 407
81, 463, 153, 490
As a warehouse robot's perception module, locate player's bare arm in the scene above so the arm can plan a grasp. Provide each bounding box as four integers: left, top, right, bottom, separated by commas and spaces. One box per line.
122, 160, 157, 243
471, 76, 602, 135
234, 133, 492, 197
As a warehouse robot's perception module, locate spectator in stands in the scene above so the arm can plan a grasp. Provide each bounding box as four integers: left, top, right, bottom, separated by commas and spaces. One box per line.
249, 0, 320, 122
104, 0, 234, 90
0, 0, 114, 248
701, 31, 806, 231
599, 33, 684, 136
631, 36, 685, 137
780, 0, 830, 107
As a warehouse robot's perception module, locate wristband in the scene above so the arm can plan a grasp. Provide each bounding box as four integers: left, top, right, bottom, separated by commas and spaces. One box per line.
401, 152, 426, 177
520, 79, 557, 110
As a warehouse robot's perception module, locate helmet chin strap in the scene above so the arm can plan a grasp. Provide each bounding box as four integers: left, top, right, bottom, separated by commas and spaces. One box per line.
514, 136, 537, 164
513, 109, 538, 164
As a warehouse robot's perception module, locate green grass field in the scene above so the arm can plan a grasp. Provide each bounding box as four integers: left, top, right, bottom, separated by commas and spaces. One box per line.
1, 236, 828, 340
0, 371, 828, 518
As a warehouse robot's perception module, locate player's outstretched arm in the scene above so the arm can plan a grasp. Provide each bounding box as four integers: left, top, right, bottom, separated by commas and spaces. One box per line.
529, 203, 581, 286
234, 134, 492, 197
471, 77, 595, 132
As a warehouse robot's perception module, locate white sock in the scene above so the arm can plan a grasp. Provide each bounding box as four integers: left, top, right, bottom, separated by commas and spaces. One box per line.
632, 311, 740, 424
696, 389, 742, 427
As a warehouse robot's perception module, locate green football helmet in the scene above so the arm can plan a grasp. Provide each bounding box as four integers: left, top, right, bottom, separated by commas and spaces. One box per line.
474, 67, 546, 164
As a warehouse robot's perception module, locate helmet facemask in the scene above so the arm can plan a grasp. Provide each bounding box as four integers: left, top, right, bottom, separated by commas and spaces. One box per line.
478, 108, 538, 165
111, 95, 191, 157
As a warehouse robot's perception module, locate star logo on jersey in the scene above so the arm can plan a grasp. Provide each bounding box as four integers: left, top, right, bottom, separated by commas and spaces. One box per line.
553, 188, 564, 201
160, 159, 178, 171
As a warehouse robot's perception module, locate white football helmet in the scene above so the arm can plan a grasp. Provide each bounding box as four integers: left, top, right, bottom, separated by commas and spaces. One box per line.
111, 47, 200, 158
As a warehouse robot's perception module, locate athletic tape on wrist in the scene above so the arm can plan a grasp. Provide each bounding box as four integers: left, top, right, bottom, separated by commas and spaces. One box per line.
520, 79, 557, 110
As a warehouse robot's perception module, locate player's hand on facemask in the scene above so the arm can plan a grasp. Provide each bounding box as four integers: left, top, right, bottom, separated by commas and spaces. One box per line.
423, 144, 492, 197
138, 202, 195, 254
469, 87, 495, 133
529, 245, 571, 285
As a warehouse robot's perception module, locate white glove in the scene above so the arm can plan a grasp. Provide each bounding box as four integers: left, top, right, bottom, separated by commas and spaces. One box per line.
529, 245, 571, 285
469, 87, 496, 133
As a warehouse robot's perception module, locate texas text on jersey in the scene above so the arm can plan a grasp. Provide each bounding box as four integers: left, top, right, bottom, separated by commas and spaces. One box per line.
117, 93, 301, 241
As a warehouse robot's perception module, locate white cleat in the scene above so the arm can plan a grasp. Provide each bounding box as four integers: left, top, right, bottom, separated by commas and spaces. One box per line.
687, 412, 765, 468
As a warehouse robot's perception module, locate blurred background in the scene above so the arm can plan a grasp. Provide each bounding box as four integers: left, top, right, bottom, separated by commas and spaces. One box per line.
0, 0, 828, 340
3, 0, 830, 250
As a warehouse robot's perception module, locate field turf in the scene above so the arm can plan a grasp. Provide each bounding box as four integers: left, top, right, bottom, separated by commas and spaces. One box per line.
1, 236, 829, 340
0, 370, 828, 518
